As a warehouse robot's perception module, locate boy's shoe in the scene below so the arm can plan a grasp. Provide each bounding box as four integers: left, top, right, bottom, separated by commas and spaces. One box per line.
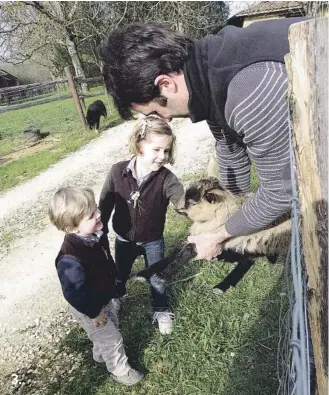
111, 368, 144, 386
153, 311, 174, 335
93, 355, 105, 363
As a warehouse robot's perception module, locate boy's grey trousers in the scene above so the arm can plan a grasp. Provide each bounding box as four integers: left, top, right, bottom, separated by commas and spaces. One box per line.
70, 300, 130, 376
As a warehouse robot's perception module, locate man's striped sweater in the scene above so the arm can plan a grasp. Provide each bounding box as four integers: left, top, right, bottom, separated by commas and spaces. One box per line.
217, 61, 291, 237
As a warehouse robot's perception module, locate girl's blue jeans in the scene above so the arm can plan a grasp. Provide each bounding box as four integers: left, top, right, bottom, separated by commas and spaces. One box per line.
115, 236, 169, 312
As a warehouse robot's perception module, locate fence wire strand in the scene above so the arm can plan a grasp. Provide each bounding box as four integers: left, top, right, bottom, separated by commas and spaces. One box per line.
277, 106, 314, 395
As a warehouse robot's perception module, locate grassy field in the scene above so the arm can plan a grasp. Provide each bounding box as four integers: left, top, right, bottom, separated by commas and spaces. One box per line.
0, 94, 289, 393
0, 87, 121, 191
42, 173, 288, 395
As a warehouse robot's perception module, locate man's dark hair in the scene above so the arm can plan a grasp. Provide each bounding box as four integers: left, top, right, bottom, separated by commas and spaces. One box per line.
100, 23, 193, 120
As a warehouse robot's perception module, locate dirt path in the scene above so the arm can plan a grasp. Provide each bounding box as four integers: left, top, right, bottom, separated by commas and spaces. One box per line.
0, 119, 214, 384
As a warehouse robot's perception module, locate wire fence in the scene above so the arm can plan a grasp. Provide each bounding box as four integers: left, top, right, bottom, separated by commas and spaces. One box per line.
277, 109, 315, 395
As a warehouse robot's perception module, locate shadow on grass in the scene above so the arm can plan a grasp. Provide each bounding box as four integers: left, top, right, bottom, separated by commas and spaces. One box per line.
165, 262, 288, 395
219, 270, 288, 395
45, 327, 109, 395
160, 203, 285, 392
41, 295, 156, 395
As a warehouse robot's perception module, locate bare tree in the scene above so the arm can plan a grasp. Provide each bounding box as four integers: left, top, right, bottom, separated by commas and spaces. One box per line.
0, 1, 229, 80
24, 1, 88, 92
0, 1, 88, 90
304, 1, 328, 17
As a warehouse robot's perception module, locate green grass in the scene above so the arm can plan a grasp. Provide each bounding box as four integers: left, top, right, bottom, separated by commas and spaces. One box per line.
30, 171, 287, 395
0, 87, 121, 191
181, 169, 207, 183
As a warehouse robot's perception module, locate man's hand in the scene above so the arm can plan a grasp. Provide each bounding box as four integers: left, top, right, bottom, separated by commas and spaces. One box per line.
187, 228, 231, 261
92, 308, 108, 327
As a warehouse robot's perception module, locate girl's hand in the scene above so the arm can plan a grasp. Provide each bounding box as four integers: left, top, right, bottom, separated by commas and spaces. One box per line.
92, 308, 108, 327
187, 229, 231, 261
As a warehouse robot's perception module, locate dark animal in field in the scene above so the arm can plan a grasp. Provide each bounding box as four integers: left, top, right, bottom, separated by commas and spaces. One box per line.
23, 129, 50, 144
134, 178, 291, 294
86, 100, 107, 132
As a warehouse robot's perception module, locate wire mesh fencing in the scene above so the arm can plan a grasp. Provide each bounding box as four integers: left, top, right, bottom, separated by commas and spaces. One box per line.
276, 112, 316, 395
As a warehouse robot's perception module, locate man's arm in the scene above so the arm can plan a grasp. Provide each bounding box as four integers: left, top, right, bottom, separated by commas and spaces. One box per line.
208, 122, 251, 194
224, 61, 291, 237
99, 167, 115, 235
190, 61, 291, 259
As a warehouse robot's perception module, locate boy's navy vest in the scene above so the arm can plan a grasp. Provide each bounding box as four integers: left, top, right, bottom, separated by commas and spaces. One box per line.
56, 233, 116, 296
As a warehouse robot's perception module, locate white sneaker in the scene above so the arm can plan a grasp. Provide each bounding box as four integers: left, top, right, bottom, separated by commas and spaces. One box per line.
111, 368, 144, 386
153, 311, 174, 335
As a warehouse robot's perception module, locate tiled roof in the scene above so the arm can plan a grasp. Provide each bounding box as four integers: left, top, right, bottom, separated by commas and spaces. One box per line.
0, 69, 18, 80
234, 1, 305, 17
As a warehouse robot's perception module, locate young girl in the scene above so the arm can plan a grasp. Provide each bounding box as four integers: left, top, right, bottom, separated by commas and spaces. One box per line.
99, 116, 184, 335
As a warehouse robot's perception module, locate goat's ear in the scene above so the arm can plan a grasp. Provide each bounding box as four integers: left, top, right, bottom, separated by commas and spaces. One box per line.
204, 189, 223, 204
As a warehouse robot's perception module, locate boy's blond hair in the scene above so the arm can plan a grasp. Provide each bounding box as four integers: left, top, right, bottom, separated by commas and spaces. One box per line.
48, 186, 96, 233
129, 115, 176, 164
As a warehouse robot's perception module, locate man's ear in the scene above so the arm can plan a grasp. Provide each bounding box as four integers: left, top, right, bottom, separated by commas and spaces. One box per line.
154, 75, 176, 93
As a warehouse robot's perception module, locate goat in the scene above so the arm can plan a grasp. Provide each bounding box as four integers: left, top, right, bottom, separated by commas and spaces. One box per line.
134, 178, 291, 294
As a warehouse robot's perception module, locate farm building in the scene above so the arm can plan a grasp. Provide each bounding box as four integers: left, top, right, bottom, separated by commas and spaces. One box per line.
0, 68, 19, 89
227, 1, 307, 27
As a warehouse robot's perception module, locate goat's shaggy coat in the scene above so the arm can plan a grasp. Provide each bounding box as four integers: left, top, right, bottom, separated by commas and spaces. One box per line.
135, 178, 291, 293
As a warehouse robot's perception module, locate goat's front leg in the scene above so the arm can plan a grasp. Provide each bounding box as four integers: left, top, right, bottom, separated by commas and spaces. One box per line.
213, 255, 254, 295
133, 243, 197, 280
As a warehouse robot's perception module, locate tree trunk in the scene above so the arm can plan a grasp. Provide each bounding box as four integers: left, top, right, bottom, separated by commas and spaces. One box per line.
65, 30, 88, 94
175, 2, 184, 33
51, 1, 88, 94
304, 2, 328, 17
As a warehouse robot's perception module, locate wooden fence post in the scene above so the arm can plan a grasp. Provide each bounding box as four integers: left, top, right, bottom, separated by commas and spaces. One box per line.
64, 66, 87, 129
285, 17, 328, 395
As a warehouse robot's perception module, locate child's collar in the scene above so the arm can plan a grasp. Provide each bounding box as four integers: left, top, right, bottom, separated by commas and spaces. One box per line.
72, 230, 103, 244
